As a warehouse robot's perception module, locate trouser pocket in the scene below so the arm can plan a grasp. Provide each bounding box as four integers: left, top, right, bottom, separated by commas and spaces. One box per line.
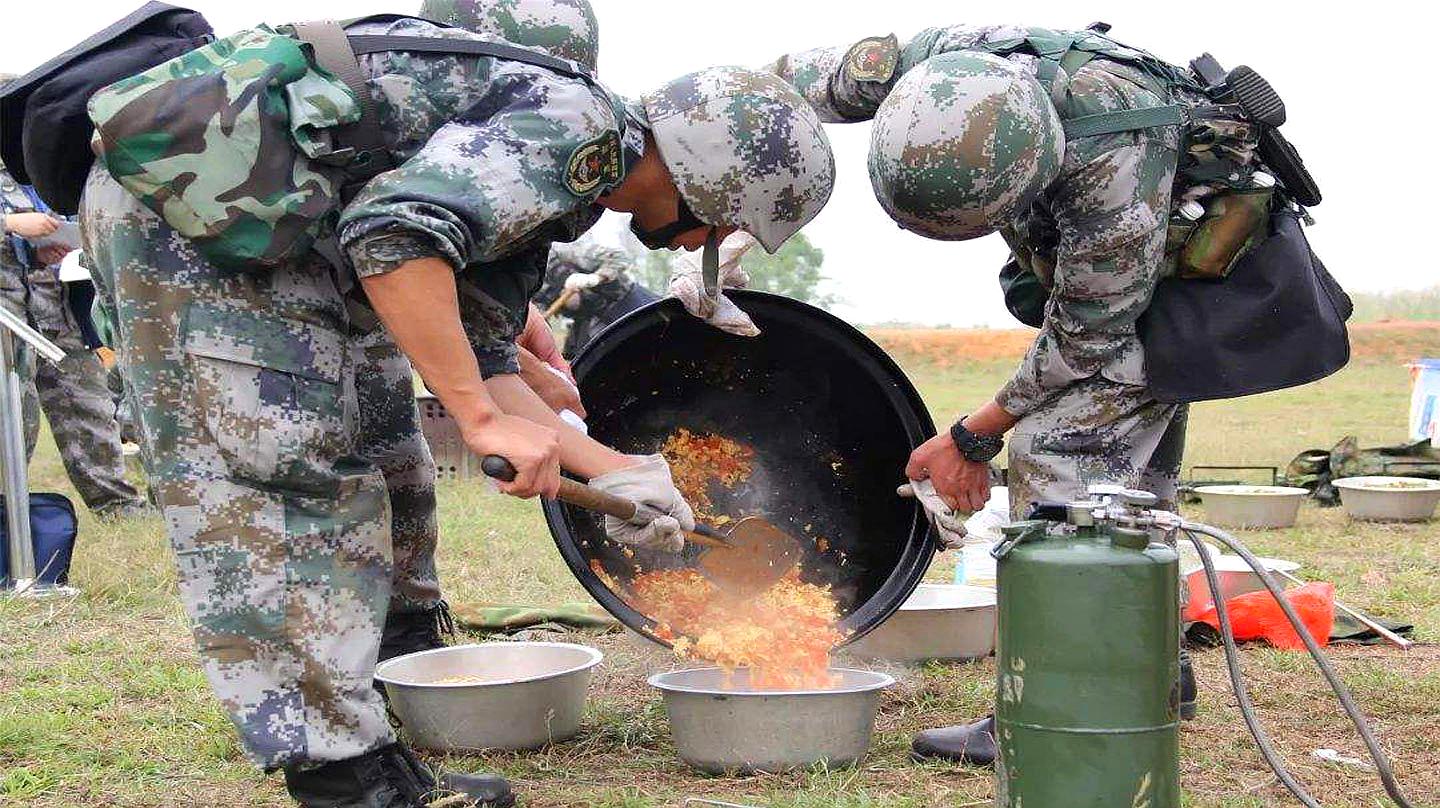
183, 303, 355, 495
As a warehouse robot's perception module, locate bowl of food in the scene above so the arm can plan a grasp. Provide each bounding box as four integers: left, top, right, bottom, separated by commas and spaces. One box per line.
844, 583, 996, 662
649, 666, 894, 774
375, 642, 602, 751
1193, 485, 1309, 529
1332, 476, 1440, 522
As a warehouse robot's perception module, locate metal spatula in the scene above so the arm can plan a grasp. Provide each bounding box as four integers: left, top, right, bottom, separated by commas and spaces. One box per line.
481, 455, 801, 593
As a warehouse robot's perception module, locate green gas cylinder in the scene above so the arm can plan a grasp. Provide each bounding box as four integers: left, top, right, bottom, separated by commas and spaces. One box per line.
993, 500, 1180, 808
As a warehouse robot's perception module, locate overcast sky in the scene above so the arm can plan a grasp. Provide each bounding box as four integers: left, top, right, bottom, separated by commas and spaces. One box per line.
4, 1, 1431, 326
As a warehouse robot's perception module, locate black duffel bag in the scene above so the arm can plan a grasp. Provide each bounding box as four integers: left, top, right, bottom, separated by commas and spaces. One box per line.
0, 2, 212, 214
1139, 209, 1352, 403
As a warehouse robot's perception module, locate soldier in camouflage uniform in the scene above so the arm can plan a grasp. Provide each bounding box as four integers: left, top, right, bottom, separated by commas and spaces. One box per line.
81, 11, 833, 806
418, 0, 599, 70
766, 24, 1226, 765
534, 236, 657, 358
1, 161, 145, 516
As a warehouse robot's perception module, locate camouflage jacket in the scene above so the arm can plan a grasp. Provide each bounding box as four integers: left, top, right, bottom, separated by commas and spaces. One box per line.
769, 25, 1193, 417
335, 17, 639, 362
534, 238, 636, 321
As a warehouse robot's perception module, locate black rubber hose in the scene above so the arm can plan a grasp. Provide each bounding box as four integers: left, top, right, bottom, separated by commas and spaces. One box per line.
1182, 522, 1414, 808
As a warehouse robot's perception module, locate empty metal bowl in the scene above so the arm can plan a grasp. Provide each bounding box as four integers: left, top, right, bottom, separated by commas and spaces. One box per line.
1195, 484, 1309, 529
1332, 476, 1440, 522
375, 642, 601, 752
649, 667, 894, 774
845, 583, 996, 662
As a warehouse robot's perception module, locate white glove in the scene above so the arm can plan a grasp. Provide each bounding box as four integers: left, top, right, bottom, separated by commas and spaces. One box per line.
589, 455, 696, 553
563, 272, 604, 292
898, 479, 967, 550
670, 231, 760, 337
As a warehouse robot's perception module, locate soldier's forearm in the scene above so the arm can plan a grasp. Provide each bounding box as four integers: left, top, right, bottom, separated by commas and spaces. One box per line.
359, 256, 502, 436
483, 373, 629, 479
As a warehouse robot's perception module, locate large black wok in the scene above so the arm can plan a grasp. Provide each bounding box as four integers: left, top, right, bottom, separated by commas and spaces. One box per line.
543, 290, 936, 644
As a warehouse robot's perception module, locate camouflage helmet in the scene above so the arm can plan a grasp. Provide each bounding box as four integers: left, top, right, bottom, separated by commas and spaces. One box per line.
417, 0, 599, 71
868, 51, 1064, 241
635, 67, 835, 253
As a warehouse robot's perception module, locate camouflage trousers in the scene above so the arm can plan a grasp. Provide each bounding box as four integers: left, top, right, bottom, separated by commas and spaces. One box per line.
0, 265, 144, 515
1006, 375, 1189, 519
81, 166, 435, 769
352, 326, 441, 613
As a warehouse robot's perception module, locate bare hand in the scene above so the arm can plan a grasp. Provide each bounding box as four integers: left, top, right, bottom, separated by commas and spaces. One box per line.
463, 413, 561, 499
521, 352, 587, 418
519, 303, 573, 382
905, 432, 991, 512
37, 245, 73, 266
6, 212, 60, 239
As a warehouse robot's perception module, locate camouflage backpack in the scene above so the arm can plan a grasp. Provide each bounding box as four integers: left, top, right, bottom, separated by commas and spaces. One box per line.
88, 17, 616, 273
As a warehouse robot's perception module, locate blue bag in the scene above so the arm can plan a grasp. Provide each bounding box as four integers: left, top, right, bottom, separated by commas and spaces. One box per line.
0, 493, 79, 586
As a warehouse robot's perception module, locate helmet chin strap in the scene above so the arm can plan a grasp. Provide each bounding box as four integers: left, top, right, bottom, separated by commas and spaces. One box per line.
701, 226, 720, 300
629, 193, 707, 250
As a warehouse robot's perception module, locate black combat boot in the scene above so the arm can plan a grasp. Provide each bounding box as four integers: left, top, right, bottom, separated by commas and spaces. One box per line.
284, 742, 514, 808
379, 601, 456, 664
911, 715, 996, 766
385, 743, 515, 808
1179, 647, 1197, 720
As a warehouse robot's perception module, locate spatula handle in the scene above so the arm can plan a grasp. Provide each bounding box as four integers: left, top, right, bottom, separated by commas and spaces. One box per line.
482, 455, 737, 548
481, 455, 639, 521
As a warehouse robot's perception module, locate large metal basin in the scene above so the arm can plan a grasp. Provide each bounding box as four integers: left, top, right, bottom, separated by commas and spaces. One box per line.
375, 642, 601, 752
1333, 476, 1440, 522
1195, 484, 1308, 529
845, 583, 996, 662
649, 667, 894, 774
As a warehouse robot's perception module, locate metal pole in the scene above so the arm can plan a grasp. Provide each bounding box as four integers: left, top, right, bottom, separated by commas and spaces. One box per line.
0, 327, 36, 591
0, 305, 66, 596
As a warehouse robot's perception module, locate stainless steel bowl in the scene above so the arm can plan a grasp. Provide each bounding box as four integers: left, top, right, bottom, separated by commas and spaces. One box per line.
1195, 484, 1309, 529
375, 642, 602, 752
845, 583, 996, 662
1333, 476, 1440, 522
649, 667, 894, 774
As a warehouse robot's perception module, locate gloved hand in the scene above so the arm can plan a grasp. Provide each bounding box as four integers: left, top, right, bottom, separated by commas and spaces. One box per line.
670, 230, 761, 337
898, 478, 967, 550
563, 271, 604, 293
589, 455, 696, 553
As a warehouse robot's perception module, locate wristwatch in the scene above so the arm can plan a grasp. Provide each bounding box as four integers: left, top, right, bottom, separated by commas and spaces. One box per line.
950, 417, 1004, 463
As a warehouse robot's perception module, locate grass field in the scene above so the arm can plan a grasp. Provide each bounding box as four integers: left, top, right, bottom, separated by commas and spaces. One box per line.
3, 326, 1439, 807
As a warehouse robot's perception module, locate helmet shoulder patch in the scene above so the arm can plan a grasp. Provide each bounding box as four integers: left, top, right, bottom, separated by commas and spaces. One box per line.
844, 35, 900, 84
565, 129, 623, 196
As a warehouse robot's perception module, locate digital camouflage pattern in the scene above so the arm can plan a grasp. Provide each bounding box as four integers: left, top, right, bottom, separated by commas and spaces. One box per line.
417, 0, 600, 70
338, 16, 628, 278
75, 16, 659, 770
0, 165, 144, 515
89, 26, 361, 271
769, 24, 1201, 509
82, 164, 396, 768
634, 67, 835, 252
867, 51, 1064, 241
352, 325, 441, 612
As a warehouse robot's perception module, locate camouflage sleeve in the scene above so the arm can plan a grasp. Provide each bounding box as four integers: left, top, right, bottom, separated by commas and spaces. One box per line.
995, 72, 1180, 419
765, 25, 1030, 123
763, 37, 900, 123
337, 75, 623, 278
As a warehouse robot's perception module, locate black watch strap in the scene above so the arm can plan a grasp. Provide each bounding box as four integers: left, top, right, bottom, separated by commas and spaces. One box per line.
950, 417, 1004, 463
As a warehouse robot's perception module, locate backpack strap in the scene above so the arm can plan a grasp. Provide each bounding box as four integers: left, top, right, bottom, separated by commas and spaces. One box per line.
345, 35, 597, 85
1063, 104, 1188, 139
290, 20, 393, 175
